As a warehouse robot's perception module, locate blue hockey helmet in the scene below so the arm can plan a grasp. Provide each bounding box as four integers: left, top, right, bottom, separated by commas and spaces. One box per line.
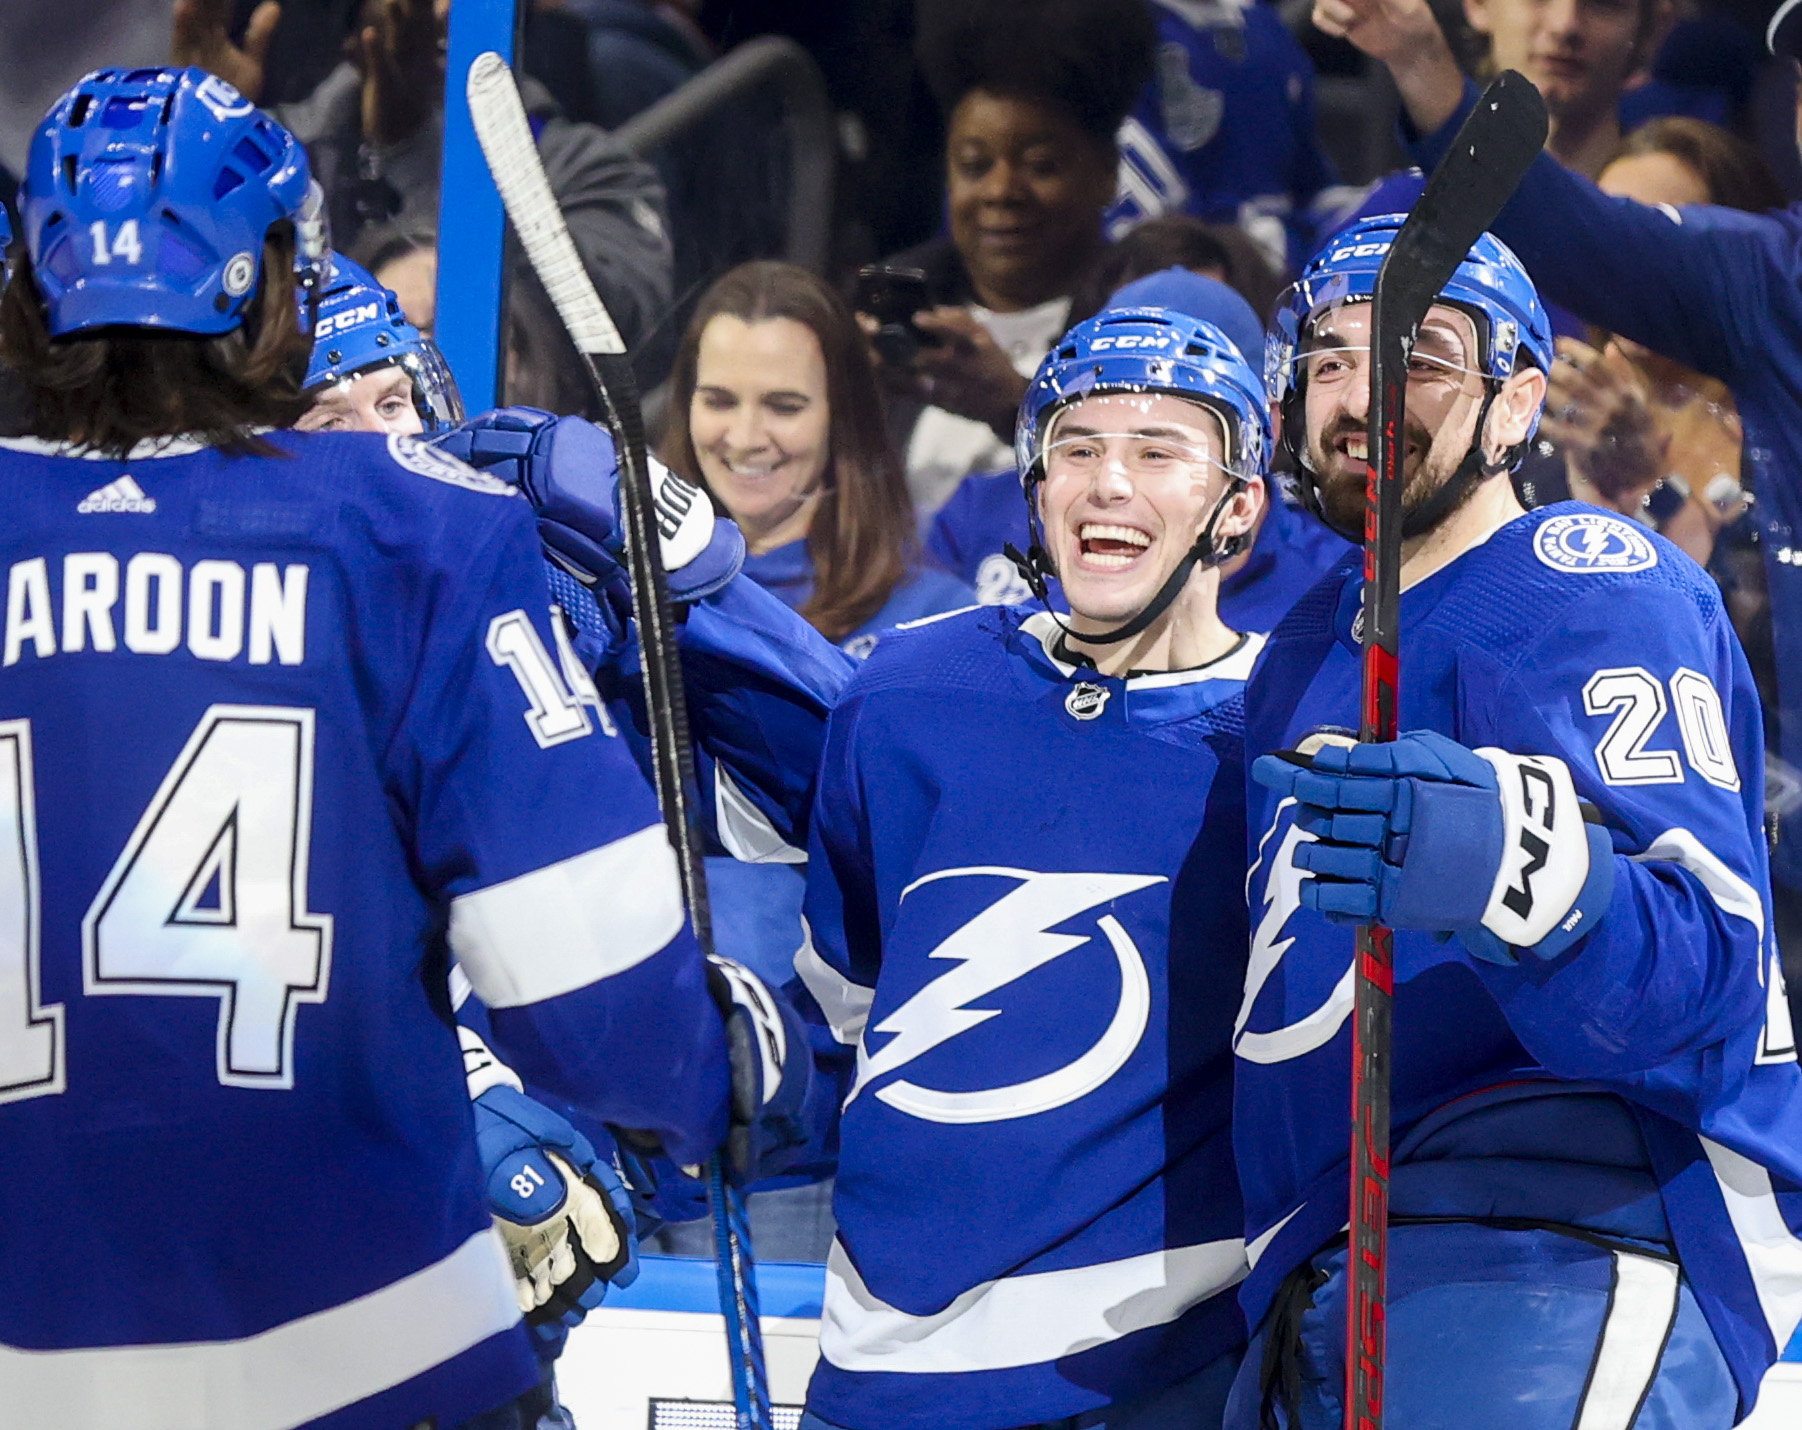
1269, 214, 1553, 536
303, 253, 463, 432
21, 67, 328, 338
1016, 306, 1271, 489
1007, 307, 1270, 646
1270, 214, 1552, 413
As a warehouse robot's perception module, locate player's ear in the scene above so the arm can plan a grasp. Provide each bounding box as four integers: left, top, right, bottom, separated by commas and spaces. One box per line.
1463, 0, 1496, 39
1484, 366, 1549, 458
1225, 475, 1266, 541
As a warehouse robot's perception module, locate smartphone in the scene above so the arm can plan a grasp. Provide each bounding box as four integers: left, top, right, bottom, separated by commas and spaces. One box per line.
855, 264, 939, 366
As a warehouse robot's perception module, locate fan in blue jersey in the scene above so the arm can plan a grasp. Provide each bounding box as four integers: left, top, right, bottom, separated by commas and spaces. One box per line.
296, 251, 463, 436
794, 307, 1266, 1430
1107, 0, 1338, 271
1230, 216, 1802, 1429
0, 67, 747, 1430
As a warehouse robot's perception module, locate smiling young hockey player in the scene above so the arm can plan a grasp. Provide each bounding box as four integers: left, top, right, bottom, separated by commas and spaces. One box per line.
1232, 217, 1802, 1428
0, 67, 743, 1430
796, 307, 1266, 1430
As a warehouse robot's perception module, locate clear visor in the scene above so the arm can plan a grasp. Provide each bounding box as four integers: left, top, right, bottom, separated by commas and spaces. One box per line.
403, 341, 464, 431
1275, 295, 1488, 398
1037, 390, 1241, 485
300, 346, 464, 434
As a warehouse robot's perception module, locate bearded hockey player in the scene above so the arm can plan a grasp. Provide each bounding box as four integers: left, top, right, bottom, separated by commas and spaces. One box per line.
0, 67, 738, 1430
796, 308, 1265, 1430
1232, 217, 1802, 1428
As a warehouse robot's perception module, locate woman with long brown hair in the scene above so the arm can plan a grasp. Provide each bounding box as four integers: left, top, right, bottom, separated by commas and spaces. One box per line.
664, 261, 972, 657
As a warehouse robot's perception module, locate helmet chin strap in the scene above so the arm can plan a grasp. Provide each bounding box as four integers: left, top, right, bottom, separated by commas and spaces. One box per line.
1005, 481, 1245, 648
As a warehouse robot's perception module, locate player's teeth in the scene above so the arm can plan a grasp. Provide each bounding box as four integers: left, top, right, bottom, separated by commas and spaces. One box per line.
1079, 524, 1151, 547
1345, 438, 1367, 460
1087, 552, 1135, 568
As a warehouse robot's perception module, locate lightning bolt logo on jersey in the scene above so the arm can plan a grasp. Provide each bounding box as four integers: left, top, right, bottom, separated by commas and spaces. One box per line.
797, 605, 1258, 1430
1237, 504, 1802, 1419
847, 867, 1161, 1124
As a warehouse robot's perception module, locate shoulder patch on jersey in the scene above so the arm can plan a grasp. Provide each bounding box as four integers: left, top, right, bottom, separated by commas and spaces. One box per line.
386, 434, 519, 497
1532, 512, 1658, 575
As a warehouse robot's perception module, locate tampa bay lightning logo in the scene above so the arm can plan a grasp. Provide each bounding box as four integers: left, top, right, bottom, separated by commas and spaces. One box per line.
193, 74, 256, 122
386, 434, 518, 497
974, 551, 1032, 606
1533, 513, 1658, 575
1234, 796, 1355, 1065
848, 867, 1164, 1124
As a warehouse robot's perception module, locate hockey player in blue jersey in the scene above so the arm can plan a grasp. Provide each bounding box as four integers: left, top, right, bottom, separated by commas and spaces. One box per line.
297, 251, 464, 436
288, 263, 848, 1357
1320, 0, 1802, 1068
1231, 217, 1802, 1428
795, 307, 1267, 1430
0, 67, 748, 1430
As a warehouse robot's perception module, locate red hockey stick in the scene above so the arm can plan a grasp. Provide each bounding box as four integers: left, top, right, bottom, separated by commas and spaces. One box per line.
1348, 70, 1546, 1430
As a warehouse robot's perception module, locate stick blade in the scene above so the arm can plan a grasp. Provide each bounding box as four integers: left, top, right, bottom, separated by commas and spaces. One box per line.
1375, 70, 1548, 327
464, 50, 626, 358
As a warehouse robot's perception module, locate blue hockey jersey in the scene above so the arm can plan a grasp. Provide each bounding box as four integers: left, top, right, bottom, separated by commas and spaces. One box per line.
1406, 81, 1802, 902
1108, 0, 1337, 268
798, 604, 1259, 1430
0, 431, 728, 1430
1237, 504, 1802, 1417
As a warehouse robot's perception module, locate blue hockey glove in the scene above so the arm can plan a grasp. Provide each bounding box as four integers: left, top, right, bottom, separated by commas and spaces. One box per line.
432, 407, 746, 604
705, 954, 817, 1185
463, 1030, 638, 1326
1251, 730, 1614, 964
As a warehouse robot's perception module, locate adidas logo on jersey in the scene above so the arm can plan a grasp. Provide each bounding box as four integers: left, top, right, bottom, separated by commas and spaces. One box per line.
77, 476, 156, 514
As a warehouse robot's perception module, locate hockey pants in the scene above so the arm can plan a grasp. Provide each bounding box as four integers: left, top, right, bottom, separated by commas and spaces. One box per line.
1221, 1220, 1737, 1430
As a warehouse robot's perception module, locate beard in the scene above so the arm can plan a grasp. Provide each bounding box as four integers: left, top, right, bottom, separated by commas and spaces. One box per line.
1306, 410, 1482, 538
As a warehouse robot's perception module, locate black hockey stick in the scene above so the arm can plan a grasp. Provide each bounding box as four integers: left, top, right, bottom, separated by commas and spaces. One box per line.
1348, 70, 1546, 1430
465, 51, 773, 1430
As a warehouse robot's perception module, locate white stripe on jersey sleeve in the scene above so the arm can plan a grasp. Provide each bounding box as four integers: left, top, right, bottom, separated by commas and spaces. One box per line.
1630, 827, 1765, 938
0, 1227, 518, 1428
818, 1235, 1246, 1374
715, 764, 806, 865
1703, 1138, 1802, 1359
450, 824, 685, 1009
795, 916, 874, 1045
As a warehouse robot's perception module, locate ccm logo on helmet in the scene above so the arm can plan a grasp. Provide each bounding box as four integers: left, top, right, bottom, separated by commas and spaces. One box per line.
315, 303, 382, 340
1326, 240, 1394, 262
1090, 334, 1173, 351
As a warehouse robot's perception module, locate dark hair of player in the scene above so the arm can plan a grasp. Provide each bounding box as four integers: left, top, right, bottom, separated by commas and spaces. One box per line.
661, 260, 919, 643
0, 225, 312, 458
1609, 115, 1786, 214
913, 0, 1158, 145
1068, 215, 1286, 327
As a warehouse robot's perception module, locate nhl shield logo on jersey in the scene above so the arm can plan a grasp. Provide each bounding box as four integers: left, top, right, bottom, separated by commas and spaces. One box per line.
1533, 512, 1658, 575
1066, 682, 1111, 721
386, 434, 519, 497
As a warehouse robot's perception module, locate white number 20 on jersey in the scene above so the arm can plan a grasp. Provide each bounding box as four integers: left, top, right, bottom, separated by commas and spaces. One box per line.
1584, 666, 1739, 791
0, 706, 332, 1105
